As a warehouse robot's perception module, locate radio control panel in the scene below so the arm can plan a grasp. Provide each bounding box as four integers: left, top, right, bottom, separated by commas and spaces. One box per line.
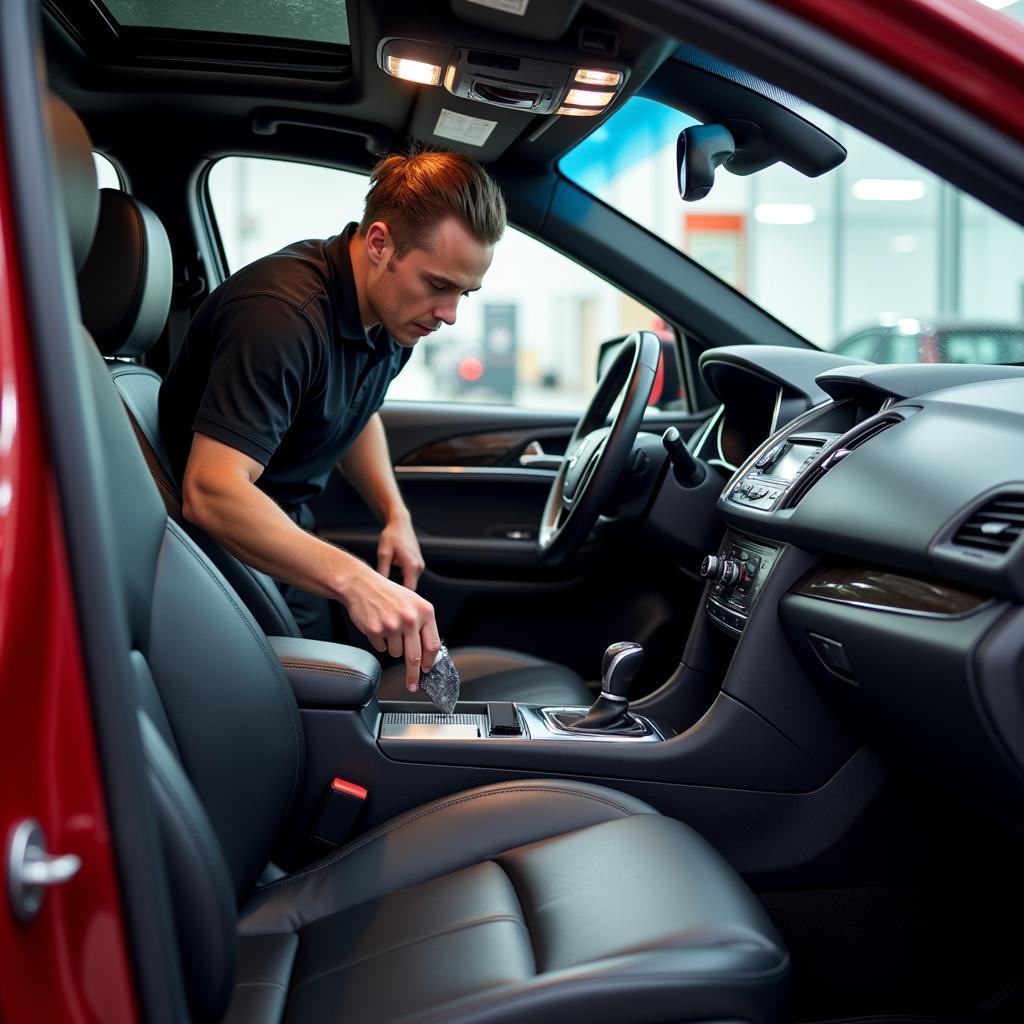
702, 531, 783, 635
728, 433, 841, 510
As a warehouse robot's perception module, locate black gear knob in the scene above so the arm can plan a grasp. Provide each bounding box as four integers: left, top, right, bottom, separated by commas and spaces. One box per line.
601, 641, 644, 699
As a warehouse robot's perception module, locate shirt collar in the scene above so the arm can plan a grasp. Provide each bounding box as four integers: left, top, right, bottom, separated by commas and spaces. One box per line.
327, 223, 376, 351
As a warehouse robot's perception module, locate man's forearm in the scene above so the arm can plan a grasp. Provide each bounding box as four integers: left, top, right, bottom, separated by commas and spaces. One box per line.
338, 413, 408, 523
184, 466, 363, 600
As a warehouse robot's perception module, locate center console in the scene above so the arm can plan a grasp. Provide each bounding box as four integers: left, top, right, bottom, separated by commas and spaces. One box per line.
377, 704, 664, 743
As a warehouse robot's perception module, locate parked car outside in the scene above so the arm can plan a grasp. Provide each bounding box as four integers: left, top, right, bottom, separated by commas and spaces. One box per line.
835, 317, 1024, 365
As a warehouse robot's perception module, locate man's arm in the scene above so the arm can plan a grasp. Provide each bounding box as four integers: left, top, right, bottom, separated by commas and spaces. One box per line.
181, 433, 438, 690
338, 413, 426, 590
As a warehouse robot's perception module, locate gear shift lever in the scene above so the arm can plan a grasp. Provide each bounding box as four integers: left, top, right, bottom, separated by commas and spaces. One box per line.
562, 641, 645, 733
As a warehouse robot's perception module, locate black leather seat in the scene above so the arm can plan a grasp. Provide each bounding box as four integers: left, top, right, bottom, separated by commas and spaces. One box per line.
76, 186, 590, 706
57, 95, 788, 1024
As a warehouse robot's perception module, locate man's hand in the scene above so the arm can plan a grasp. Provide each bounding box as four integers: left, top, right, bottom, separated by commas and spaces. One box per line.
377, 510, 426, 591
342, 560, 440, 692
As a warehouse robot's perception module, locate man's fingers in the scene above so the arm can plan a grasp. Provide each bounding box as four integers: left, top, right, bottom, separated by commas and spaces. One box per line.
385, 632, 403, 659
403, 564, 421, 591
377, 548, 393, 579
420, 618, 441, 669
404, 629, 422, 691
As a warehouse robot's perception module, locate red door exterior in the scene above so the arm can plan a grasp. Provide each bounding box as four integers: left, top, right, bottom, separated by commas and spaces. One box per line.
0, 128, 137, 1022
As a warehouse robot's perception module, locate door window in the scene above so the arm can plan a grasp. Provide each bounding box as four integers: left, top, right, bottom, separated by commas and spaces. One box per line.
207, 156, 684, 411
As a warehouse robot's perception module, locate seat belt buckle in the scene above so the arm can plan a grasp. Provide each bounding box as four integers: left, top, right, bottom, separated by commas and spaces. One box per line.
312, 777, 367, 846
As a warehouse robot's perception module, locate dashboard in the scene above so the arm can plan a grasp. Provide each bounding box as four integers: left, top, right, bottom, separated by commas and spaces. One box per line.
688, 345, 1024, 828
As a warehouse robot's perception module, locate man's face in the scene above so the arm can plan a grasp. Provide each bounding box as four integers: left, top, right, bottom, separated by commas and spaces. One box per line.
364, 216, 494, 347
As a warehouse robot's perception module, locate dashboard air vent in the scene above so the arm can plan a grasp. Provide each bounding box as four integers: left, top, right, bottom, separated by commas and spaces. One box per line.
782, 412, 902, 509
951, 495, 1024, 556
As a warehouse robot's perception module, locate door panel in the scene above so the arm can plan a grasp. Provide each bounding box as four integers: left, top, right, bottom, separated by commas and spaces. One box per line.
309, 400, 711, 689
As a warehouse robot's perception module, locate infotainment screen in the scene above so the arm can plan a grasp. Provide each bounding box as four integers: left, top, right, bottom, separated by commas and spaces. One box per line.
765, 442, 821, 483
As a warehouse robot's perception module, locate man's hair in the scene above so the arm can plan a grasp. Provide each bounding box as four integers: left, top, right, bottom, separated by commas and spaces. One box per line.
359, 147, 506, 258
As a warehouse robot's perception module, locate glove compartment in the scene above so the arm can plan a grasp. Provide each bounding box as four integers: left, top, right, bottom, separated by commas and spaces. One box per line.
779, 566, 1024, 827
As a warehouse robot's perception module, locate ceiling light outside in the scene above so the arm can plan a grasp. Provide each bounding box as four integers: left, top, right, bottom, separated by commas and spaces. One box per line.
574, 68, 623, 87
889, 234, 919, 254
852, 178, 927, 201
557, 105, 601, 116
564, 88, 614, 108
753, 203, 816, 225
385, 56, 442, 85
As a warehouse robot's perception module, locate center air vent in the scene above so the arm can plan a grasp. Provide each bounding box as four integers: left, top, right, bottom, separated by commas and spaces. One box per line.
781, 412, 903, 509
951, 495, 1024, 556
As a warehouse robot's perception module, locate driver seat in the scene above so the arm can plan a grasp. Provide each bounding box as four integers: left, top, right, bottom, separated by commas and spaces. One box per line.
77, 186, 591, 706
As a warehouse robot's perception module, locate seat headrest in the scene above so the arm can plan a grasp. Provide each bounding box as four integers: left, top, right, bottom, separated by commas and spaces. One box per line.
78, 189, 174, 358
48, 95, 99, 272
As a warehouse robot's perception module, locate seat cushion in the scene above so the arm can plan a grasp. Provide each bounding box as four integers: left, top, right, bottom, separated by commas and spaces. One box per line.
231, 780, 788, 1024
377, 646, 592, 705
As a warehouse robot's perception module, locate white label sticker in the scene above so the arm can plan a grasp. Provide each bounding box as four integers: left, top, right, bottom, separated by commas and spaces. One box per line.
433, 109, 499, 147
465, 0, 530, 15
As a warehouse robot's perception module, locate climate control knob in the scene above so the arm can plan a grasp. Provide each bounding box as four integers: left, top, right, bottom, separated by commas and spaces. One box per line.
700, 555, 743, 589
700, 554, 721, 579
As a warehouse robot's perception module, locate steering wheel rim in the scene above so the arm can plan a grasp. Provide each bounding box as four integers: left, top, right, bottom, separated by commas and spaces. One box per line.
538, 330, 661, 565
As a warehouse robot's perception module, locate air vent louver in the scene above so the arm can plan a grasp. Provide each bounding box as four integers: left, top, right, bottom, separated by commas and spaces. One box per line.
951, 495, 1024, 556
782, 413, 901, 509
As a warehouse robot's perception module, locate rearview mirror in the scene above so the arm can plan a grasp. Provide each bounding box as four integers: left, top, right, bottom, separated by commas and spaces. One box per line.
676, 123, 735, 202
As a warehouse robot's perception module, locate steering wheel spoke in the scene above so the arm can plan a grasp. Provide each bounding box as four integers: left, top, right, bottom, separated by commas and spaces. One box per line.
538, 332, 661, 565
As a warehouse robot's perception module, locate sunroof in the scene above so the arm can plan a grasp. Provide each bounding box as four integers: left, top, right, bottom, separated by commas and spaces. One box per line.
101, 0, 350, 46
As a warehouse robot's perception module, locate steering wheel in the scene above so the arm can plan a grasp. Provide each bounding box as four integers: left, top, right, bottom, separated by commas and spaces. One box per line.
538, 330, 661, 565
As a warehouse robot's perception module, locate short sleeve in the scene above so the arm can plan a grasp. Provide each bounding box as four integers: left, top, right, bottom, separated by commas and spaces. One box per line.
192, 296, 321, 465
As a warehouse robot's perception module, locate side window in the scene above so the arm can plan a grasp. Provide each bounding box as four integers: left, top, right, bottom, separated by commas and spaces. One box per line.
207, 156, 685, 412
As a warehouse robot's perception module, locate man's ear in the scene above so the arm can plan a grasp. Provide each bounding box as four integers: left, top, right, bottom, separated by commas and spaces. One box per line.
364, 221, 393, 268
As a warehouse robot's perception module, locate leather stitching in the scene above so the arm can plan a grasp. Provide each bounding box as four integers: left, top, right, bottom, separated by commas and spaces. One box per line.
164, 521, 304, 815
292, 913, 528, 991
255, 786, 637, 896
122, 402, 182, 516
279, 659, 376, 684
119, 200, 147, 352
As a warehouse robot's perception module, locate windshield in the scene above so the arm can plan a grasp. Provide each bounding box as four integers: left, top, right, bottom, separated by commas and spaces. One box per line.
561, 87, 1024, 365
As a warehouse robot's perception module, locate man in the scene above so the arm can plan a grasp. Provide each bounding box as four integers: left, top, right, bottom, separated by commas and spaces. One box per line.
158, 148, 506, 692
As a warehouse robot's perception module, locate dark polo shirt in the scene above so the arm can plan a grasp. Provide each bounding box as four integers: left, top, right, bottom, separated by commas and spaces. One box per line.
159, 223, 410, 512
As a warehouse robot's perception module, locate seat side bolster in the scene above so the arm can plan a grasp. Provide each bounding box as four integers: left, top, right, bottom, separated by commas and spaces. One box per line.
140, 712, 238, 1023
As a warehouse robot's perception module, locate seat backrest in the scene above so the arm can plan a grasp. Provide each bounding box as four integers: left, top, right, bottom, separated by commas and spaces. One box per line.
59, 99, 306, 1020
77, 187, 303, 639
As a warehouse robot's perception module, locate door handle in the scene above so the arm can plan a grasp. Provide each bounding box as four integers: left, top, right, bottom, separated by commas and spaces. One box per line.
518, 441, 562, 472
7, 819, 81, 923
